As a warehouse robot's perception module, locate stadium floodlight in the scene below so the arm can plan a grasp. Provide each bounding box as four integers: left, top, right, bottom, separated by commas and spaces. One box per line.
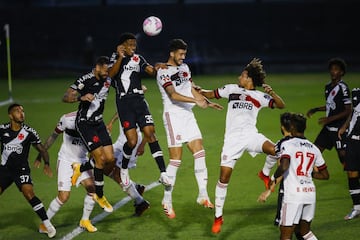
0, 24, 14, 107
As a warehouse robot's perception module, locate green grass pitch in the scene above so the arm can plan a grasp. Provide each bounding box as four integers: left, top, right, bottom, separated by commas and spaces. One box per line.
0, 72, 358, 239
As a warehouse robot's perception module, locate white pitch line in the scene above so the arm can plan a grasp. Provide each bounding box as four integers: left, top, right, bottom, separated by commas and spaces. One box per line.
60, 181, 161, 240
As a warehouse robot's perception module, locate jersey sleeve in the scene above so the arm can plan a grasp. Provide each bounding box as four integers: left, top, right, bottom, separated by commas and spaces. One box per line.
109, 51, 118, 68
215, 84, 232, 99
340, 82, 352, 105
139, 55, 150, 72
28, 126, 42, 144
314, 147, 327, 170
157, 68, 173, 89
55, 114, 67, 134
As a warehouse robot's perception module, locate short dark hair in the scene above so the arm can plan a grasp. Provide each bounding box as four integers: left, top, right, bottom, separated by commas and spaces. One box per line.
169, 39, 187, 52
119, 32, 136, 44
8, 103, 22, 114
328, 57, 347, 76
280, 112, 292, 132
96, 56, 110, 66
290, 113, 307, 134
244, 58, 266, 87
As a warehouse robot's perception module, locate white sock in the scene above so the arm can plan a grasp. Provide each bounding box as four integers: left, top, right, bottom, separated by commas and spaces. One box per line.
194, 150, 209, 197
303, 231, 318, 240
47, 196, 63, 220
81, 194, 95, 220
124, 180, 143, 205
262, 154, 278, 176
215, 181, 228, 218
162, 159, 181, 203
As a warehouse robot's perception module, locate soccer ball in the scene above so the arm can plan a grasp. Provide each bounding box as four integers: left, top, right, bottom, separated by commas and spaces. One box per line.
143, 16, 162, 36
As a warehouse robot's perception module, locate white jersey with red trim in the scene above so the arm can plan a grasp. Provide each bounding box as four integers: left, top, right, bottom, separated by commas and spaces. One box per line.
280, 137, 327, 204
215, 84, 274, 134
157, 63, 195, 112
56, 112, 88, 163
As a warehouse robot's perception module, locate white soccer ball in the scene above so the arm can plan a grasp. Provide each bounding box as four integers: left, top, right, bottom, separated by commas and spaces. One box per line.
143, 16, 163, 36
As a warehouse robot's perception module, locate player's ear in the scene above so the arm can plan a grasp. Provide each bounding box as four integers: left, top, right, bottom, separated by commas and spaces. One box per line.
170, 51, 175, 58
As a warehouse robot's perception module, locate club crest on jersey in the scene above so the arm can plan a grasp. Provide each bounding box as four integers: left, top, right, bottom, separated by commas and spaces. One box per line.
18, 133, 25, 140
132, 55, 139, 62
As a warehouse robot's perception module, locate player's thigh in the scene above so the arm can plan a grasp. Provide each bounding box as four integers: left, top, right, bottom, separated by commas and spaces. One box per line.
280, 202, 303, 226
57, 160, 74, 191
247, 132, 271, 155
300, 203, 315, 223
0, 166, 14, 194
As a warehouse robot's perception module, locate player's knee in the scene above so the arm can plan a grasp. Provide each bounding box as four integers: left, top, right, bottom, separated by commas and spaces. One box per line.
58, 191, 70, 203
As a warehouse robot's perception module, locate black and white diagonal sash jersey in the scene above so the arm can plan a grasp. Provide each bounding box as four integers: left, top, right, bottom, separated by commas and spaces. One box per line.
0, 123, 41, 169
110, 52, 150, 100
347, 88, 360, 138
325, 80, 351, 128
71, 71, 111, 124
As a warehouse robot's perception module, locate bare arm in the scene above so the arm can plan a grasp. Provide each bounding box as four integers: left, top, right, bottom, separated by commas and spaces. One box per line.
318, 104, 352, 126
307, 106, 326, 118
312, 167, 329, 180
108, 45, 125, 78
165, 84, 207, 108
262, 84, 285, 109
62, 88, 80, 103
106, 112, 119, 134
33, 143, 53, 177
338, 110, 352, 139
34, 131, 59, 165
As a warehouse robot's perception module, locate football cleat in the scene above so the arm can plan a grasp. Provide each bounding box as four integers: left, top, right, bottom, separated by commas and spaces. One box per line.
344, 208, 360, 220
45, 223, 56, 238
135, 184, 146, 196
133, 200, 150, 217
93, 194, 113, 213
211, 216, 224, 234
38, 223, 47, 234
71, 163, 81, 186
162, 201, 176, 219
258, 170, 271, 190
197, 197, 214, 209
79, 219, 97, 232
159, 172, 171, 187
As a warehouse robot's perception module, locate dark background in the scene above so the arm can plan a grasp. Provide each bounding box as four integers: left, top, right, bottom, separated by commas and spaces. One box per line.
0, 0, 359, 78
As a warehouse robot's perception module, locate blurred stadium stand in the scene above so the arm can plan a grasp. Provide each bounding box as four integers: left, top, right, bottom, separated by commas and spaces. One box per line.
0, 0, 359, 78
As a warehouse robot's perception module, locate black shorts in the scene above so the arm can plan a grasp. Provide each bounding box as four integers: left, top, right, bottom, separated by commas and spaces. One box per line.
116, 96, 154, 131
314, 127, 345, 151
0, 165, 33, 192
344, 138, 360, 171
75, 120, 112, 152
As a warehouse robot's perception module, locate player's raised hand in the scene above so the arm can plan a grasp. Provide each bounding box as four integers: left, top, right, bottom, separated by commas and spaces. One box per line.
117, 44, 125, 58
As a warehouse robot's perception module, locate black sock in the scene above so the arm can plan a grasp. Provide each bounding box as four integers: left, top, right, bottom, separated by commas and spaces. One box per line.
94, 167, 104, 198
349, 177, 360, 205
122, 142, 134, 169
29, 196, 48, 221
149, 141, 166, 172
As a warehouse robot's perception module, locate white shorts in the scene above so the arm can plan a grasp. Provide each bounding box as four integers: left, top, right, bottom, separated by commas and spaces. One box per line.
220, 131, 269, 168
163, 110, 202, 147
113, 134, 142, 169
57, 159, 93, 191
280, 202, 315, 226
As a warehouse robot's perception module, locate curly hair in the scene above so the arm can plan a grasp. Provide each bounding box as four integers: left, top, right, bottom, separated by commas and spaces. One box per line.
328, 57, 347, 76
244, 58, 266, 87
